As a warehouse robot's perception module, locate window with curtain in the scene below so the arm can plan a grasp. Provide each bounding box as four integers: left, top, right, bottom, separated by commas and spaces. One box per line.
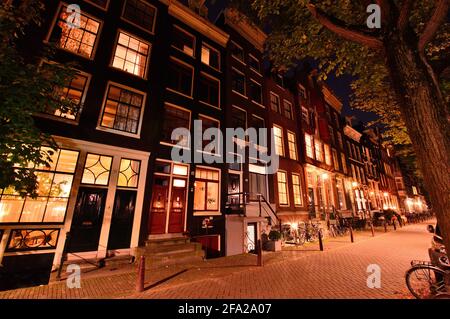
194, 168, 220, 213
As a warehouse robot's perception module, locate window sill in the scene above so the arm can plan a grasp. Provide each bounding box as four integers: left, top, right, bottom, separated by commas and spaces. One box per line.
193, 211, 222, 217
96, 126, 141, 139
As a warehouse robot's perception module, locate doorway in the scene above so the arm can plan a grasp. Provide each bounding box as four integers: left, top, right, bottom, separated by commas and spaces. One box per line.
69, 187, 107, 253
107, 190, 136, 250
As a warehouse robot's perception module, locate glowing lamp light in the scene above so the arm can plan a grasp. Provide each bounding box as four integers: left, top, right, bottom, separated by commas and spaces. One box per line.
370, 192, 375, 196
352, 182, 358, 188
322, 173, 329, 180
383, 192, 389, 197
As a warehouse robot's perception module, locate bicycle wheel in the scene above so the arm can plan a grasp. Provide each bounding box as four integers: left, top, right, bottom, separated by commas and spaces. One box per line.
405, 265, 447, 299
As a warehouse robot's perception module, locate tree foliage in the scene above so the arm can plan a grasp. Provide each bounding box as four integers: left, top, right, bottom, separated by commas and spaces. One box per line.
230, 0, 449, 182
0, 0, 77, 197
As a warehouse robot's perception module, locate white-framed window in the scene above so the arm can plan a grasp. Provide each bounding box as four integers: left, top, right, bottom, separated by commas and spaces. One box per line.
44, 69, 91, 121
199, 114, 221, 156
98, 82, 146, 137
194, 167, 221, 215
332, 148, 339, 171
167, 57, 194, 98
249, 54, 261, 74
292, 173, 303, 207
315, 139, 323, 162
230, 41, 244, 63
277, 171, 289, 206
160, 103, 191, 148
324, 144, 332, 166
172, 26, 195, 57
111, 31, 151, 78
85, 0, 110, 10
305, 133, 314, 159
301, 106, 309, 124
121, 0, 157, 33
198, 72, 220, 108
287, 131, 298, 161
0, 148, 80, 223
231, 67, 246, 96
283, 100, 293, 120
273, 125, 284, 157
249, 80, 263, 105
48, 3, 102, 59
270, 92, 280, 113
201, 43, 220, 71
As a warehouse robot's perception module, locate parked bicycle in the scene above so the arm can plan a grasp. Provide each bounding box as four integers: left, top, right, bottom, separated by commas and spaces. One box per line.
405, 223, 450, 299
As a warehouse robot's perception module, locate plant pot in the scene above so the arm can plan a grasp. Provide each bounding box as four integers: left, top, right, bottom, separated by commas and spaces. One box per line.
266, 240, 282, 252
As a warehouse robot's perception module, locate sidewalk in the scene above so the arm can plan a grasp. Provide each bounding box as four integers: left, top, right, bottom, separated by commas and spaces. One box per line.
0, 222, 428, 299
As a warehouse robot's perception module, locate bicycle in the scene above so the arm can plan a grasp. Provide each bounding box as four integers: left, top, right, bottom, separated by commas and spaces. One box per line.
405, 253, 450, 299
299, 221, 321, 242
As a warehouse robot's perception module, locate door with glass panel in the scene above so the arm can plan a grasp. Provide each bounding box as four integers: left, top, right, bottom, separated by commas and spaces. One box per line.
149, 176, 169, 234
69, 187, 107, 252
168, 179, 187, 233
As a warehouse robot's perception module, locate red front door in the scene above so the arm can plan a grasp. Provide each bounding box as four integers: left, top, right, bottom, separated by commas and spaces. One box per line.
168, 182, 187, 233
149, 176, 169, 234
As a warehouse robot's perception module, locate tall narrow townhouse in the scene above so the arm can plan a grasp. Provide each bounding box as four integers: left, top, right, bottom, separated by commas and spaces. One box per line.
145, 0, 229, 259
216, 8, 283, 256
0, 0, 169, 287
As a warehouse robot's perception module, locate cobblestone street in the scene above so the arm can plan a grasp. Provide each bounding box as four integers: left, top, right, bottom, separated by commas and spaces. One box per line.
0, 221, 433, 299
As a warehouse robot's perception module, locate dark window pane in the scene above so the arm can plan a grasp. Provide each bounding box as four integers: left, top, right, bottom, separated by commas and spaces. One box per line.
199, 74, 219, 107
161, 105, 190, 146
230, 42, 244, 62
232, 70, 245, 95
172, 27, 194, 56
250, 81, 262, 104
168, 60, 193, 96
122, 0, 156, 32
231, 107, 246, 129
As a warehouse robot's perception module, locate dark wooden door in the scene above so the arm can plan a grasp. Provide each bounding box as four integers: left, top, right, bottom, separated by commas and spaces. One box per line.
149, 176, 169, 234
69, 187, 107, 253
107, 190, 136, 250
168, 181, 186, 233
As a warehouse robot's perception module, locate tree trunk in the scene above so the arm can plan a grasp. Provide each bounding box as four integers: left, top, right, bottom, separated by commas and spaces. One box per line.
385, 32, 450, 257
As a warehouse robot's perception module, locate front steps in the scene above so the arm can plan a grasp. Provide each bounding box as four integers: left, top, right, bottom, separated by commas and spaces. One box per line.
137, 237, 205, 269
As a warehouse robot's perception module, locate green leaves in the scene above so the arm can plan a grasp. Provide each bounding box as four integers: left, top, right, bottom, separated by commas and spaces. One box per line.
0, 1, 77, 197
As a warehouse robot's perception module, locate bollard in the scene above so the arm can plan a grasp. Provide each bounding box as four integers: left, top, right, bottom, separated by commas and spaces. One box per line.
318, 229, 324, 251
384, 220, 388, 233
393, 219, 397, 231
349, 225, 354, 243
257, 239, 263, 267
136, 255, 145, 293
370, 223, 375, 237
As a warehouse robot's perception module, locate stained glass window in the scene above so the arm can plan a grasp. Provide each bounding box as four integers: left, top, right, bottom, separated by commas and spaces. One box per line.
117, 159, 141, 188
81, 154, 113, 185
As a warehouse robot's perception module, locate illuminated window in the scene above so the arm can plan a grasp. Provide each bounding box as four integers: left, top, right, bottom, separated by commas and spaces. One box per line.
287, 131, 298, 160
332, 149, 339, 171
336, 178, 346, 210
161, 104, 190, 147
273, 125, 284, 156
173, 164, 189, 176
117, 159, 141, 188
315, 140, 323, 162
172, 26, 195, 57
194, 168, 220, 213
292, 174, 302, 207
201, 44, 220, 70
122, 0, 157, 33
270, 92, 280, 113
81, 154, 113, 185
0, 148, 79, 223
305, 133, 314, 159
112, 31, 150, 78
47, 71, 90, 120
283, 100, 293, 120
100, 84, 145, 135
199, 73, 220, 108
324, 144, 332, 166
50, 5, 101, 59
277, 171, 289, 206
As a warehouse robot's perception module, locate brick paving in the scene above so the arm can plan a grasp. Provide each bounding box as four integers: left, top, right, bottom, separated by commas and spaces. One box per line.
0, 221, 433, 299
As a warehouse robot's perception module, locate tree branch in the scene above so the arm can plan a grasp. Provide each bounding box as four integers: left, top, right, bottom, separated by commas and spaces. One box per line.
306, 4, 384, 50
397, 0, 413, 31
418, 0, 449, 52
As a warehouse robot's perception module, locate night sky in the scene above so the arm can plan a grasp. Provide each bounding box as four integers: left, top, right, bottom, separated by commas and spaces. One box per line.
203, 0, 378, 124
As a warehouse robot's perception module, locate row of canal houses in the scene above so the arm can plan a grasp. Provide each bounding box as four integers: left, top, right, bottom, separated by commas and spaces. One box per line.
0, 0, 408, 286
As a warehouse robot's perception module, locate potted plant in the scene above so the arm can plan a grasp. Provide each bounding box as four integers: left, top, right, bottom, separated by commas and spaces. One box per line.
266, 230, 282, 252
